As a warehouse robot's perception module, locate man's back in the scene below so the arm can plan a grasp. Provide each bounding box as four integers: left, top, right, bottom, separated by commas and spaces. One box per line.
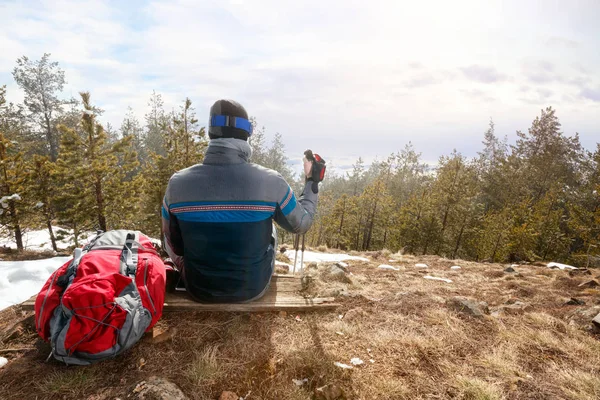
162, 140, 318, 302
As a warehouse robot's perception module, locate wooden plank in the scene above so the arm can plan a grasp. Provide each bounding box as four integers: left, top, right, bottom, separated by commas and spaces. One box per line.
19, 275, 334, 312
163, 296, 337, 312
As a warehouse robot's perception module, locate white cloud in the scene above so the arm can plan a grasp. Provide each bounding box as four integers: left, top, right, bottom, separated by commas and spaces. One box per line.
0, 0, 599, 167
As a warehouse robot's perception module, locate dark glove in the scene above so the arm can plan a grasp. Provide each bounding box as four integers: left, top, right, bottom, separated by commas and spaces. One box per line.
304, 149, 326, 193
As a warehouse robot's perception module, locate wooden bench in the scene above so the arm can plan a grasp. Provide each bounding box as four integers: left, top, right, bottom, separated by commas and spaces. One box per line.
20, 275, 338, 312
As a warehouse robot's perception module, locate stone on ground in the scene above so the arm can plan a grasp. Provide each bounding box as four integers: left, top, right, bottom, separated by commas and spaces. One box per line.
326, 265, 351, 283
578, 279, 599, 289
134, 377, 188, 400
446, 297, 489, 318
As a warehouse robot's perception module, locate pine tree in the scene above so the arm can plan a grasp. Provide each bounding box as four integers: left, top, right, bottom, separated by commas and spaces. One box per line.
0, 133, 27, 250
144, 91, 168, 156
12, 53, 68, 161
27, 155, 59, 251
56, 92, 139, 237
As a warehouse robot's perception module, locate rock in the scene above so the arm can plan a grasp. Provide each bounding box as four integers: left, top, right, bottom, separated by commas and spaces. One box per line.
0, 357, 8, 369
134, 376, 188, 400
446, 297, 489, 318
151, 328, 177, 344
377, 264, 399, 271
326, 265, 351, 283
314, 384, 344, 400
219, 391, 239, 400
578, 279, 600, 289
424, 275, 452, 283
593, 313, 600, 329
335, 261, 349, 271
570, 305, 600, 321
564, 297, 586, 306
279, 246, 287, 254
498, 301, 531, 315
504, 266, 516, 273
343, 307, 366, 322
306, 262, 318, 270
569, 269, 592, 277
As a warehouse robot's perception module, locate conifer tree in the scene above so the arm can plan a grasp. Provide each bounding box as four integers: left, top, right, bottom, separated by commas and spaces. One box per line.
27, 155, 59, 251
56, 92, 139, 237
0, 133, 27, 250
12, 54, 68, 161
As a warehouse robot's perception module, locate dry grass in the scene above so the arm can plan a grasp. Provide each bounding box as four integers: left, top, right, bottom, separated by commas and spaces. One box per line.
2, 255, 600, 399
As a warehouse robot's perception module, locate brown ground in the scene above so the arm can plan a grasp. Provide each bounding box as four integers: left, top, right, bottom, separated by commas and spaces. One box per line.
1, 250, 600, 400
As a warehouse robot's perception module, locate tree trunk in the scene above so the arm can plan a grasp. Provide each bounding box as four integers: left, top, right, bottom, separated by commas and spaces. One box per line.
336, 197, 346, 248
453, 220, 467, 259
46, 218, 57, 252
73, 222, 79, 248
44, 114, 57, 162
95, 176, 107, 231
9, 201, 23, 251
423, 216, 435, 255
491, 231, 502, 262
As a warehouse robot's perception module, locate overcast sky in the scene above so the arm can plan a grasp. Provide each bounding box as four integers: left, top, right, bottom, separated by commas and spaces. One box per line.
1, 0, 599, 174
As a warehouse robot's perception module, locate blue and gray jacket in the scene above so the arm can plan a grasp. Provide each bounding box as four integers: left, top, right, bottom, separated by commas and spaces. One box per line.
162, 139, 318, 303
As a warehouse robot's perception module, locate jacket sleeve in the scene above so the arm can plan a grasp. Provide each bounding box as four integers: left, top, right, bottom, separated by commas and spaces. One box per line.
161, 181, 184, 269
273, 177, 319, 234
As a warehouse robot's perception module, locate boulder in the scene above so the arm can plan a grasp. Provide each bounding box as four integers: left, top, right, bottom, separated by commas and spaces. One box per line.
446, 297, 489, 318
504, 266, 516, 273
133, 377, 188, 400
326, 265, 351, 283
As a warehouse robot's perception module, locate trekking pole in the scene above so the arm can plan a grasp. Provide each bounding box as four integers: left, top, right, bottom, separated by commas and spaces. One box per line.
293, 234, 300, 274
299, 234, 306, 274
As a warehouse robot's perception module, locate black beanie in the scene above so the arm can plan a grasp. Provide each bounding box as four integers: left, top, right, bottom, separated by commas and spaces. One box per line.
208, 99, 250, 141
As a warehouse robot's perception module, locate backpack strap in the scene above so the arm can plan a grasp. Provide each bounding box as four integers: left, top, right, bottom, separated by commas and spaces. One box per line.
120, 232, 139, 278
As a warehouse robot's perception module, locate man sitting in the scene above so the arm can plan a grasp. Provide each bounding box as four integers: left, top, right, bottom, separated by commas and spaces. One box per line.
161, 99, 323, 303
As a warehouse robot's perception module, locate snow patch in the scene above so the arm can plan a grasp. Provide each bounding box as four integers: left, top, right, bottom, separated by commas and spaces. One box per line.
377, 264, 399, 271
0, 194, 21, 209
424, 275, 453, 283
0, 357, 7, 369
450, 266, 461, 270
350, 358, 364, 366
333, 361, 353, 369
284, 250, 368, 263
0, 226, 97, 252
0, 257, 71, 310
415, 263, 428, 268
547, 262, 577, 270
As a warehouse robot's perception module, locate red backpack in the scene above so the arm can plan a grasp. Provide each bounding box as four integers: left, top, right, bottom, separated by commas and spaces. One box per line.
35, 230, 166, 365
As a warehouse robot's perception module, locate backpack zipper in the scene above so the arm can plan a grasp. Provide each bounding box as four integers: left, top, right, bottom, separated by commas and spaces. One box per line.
143, 259, 157, 315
